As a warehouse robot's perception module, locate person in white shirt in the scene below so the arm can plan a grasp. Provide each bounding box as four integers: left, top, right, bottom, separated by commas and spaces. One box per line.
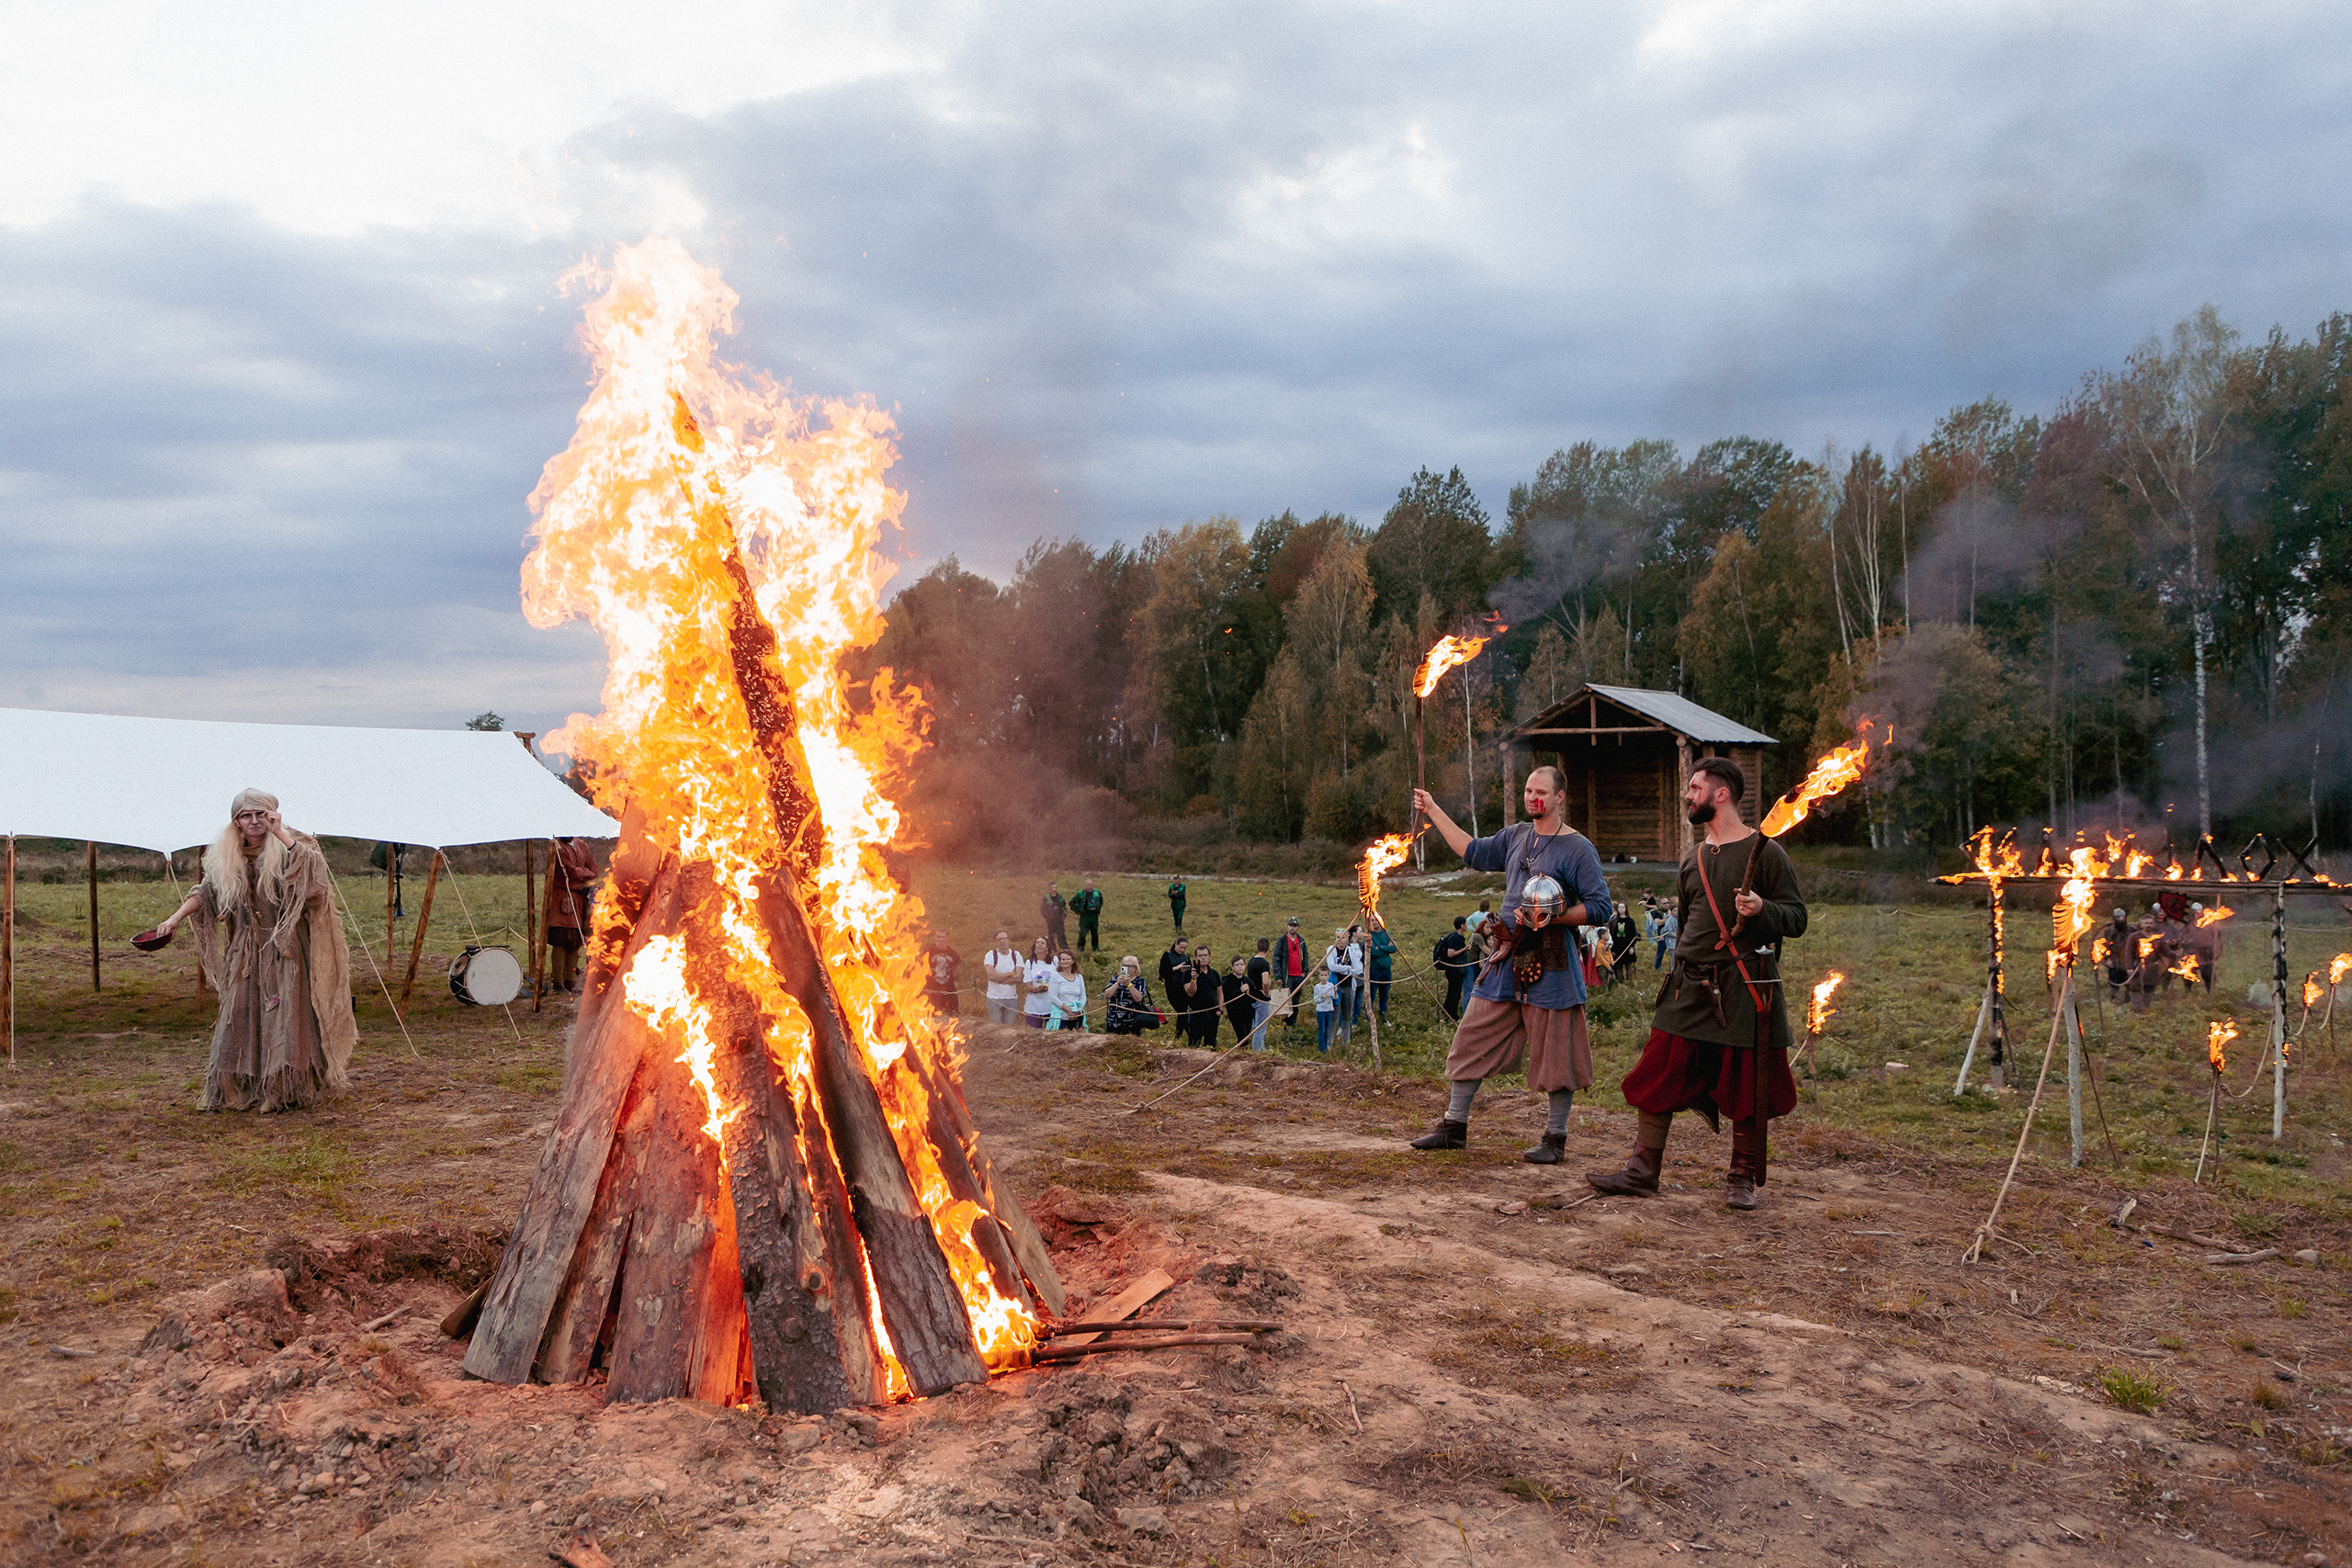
982, 929, 1023, 1027
1046, 950, 1089, 1030
1312, 976, 1339, 1054
1325, 927, 1363, 1045
1020, 937, 1057, 1029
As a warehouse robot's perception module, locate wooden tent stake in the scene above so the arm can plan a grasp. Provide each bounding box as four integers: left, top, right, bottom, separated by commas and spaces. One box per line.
4, 836, 15, 1066
523, 839, 539, 1013
398, 851, 444, 1013
86, 841, 100, 994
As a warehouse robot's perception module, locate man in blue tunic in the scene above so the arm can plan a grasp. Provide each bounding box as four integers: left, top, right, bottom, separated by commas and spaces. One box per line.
1405, 766, 1613, 1163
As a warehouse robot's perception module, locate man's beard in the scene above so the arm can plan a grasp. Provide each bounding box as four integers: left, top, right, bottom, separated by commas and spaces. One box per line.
1686, 801, 1716, 827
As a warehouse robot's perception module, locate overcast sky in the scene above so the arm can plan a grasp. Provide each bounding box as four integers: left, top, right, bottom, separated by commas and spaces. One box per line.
3, 1, 2346, 733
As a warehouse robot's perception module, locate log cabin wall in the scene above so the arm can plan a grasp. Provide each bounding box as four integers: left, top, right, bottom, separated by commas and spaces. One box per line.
1505, 685, 1774, 867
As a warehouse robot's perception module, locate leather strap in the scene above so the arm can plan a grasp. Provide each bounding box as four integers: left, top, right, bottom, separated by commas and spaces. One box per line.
1693, 840, 1770, 1027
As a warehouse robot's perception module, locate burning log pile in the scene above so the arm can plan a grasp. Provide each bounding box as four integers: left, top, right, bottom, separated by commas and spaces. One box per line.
460, 240, 1060, 1414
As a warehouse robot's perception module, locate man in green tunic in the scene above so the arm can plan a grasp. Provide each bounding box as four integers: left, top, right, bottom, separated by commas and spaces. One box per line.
1588, 759, 1806, 1211
1070, 879, 1104, 952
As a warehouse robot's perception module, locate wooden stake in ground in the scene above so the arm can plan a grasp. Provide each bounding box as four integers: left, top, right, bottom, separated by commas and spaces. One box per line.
3, 835, 15, 1066
523, 838, 539, 1014
86, 840, 100, 995
2270, 884, 2289, 1141
397, 851, 444, 1014
2194, 1069, 2222, 1183
1962, 969, 2074, 1264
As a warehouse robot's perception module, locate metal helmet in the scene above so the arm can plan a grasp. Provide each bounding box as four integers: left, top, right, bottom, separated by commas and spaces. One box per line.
1518, 874, 1567, 928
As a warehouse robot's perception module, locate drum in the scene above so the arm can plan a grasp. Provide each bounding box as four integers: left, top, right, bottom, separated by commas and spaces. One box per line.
449, 946, 524, 1007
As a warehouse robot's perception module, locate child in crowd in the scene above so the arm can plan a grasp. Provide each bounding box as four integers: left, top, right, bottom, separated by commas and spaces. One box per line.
1313, 974, 1339, 1054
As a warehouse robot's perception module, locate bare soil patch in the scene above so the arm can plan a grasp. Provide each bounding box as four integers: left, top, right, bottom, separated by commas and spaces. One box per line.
3, 1006, 2346, 1566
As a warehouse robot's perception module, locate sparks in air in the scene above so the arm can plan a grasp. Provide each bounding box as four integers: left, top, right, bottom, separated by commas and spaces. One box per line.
1806, 972, 1846, 1033
2208, 1021, 2235, 1072
1758, 720, 1883, 839
1414, 629, 1503, 698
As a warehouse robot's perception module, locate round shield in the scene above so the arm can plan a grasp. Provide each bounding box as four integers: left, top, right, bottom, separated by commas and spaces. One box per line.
449, 945, 524, 1007
1518, 874, 1566, 928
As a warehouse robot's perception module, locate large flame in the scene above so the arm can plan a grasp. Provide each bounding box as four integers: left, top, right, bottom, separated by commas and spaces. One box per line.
2208, 1021, 2235, 1073
1357, 832, 1417, 927
2194, 904, 2233, 928
1806, 971, 1846, 1034
1414, 630, 1502, 699
1759, 721, 1881, 839
522, 237, 1035, 1377
2046, 867, 2098, 978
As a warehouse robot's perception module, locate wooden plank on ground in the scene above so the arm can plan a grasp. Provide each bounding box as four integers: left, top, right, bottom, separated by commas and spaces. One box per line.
1050, 1269, 1173, 1348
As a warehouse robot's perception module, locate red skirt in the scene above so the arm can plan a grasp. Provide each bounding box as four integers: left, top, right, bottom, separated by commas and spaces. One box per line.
1620, 1028, 1796, 1122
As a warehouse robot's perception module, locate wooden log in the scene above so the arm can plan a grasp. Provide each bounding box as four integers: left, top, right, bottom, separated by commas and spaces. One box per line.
535, 1075, 654, 1382
680, 869, 884, 1412
461, 857, 679, 1385
896, 1041, 1039, 1317
599, 1011, 752, 1405
906, 1037, 1066, 1317
397, 851, 444, 1012
744, 870, 986, 1394
917, 1053, 1068, 1325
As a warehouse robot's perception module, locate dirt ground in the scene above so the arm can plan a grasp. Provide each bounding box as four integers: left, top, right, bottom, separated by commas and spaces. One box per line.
3, 988, 2346, 1568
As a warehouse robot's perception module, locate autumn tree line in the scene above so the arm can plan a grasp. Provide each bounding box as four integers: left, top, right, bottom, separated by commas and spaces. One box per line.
858, 309, 2352, 865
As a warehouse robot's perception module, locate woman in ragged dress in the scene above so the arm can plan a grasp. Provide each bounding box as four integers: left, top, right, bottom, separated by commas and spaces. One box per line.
152, 789, 358, 1111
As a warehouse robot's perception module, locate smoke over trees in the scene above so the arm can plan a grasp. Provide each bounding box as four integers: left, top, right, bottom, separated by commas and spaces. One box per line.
861, 308, 2352, 862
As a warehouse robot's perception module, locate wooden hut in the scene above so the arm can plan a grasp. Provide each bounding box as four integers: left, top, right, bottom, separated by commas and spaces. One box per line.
1499, 684, 1774, 863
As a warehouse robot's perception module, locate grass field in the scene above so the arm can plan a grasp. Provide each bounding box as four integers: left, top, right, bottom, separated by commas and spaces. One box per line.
0, 857, 2345, 1332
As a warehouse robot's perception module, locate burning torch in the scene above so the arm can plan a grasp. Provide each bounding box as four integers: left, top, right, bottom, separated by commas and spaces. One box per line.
2194, 1021, 2236, 1183
1792, 970, 1846, 1077
1727, 722, 1881, 937
1411, 626, 1502, 866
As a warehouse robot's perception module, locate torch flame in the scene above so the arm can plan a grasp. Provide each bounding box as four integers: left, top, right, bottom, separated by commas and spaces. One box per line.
1414, 630, 1502, 698
2330, 953, 2352, 987
2304, 974, 2324, 1010
2195, 905, 2233, 927
2170, 953, 2202, 985
2208, 1021, 2235, 1072
1806, 971, 1846, 1033
523, 237, 1035, 1376
2050, 872, 2097, 973
1356, 832, 1417, 926
1759, 721, 1882, 839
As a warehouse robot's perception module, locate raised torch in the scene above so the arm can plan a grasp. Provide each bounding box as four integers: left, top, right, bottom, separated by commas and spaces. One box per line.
1411, 626, 1504, 865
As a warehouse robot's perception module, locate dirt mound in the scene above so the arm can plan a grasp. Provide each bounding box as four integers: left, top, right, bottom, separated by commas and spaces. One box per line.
264, 1224, 506, 1313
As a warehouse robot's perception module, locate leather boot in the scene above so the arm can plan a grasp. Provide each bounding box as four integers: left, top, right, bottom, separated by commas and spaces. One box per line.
1725, 1124, 1762, 1211
1586, 1111, 1669, 1195
1408, 1119, 1467, 1151
1521, 1132, 1566, 1165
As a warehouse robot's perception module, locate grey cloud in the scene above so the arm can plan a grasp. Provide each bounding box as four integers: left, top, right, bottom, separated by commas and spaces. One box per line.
5, 1, 2351, 729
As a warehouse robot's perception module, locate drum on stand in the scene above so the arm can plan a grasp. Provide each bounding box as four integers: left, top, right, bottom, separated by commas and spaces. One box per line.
449, 945, 524, 1007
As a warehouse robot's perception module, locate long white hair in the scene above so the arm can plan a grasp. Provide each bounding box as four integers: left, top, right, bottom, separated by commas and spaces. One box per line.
201, 788, 289, 915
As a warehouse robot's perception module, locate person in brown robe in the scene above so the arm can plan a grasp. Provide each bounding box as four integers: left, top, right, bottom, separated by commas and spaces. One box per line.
153, 788, 357, 1111
544, 837, 600, 994
1589, 759, 1806, 1211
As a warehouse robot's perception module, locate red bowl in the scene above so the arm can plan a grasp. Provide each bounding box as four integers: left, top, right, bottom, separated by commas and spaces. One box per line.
130, 929, 173, 952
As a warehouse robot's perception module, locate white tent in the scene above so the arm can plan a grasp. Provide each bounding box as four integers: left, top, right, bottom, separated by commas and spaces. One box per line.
0, 707, 616, 852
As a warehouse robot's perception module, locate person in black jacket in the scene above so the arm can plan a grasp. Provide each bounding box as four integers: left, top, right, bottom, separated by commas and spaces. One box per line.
1177, 942, 1221, 1045
1433, 916, 1471, 1021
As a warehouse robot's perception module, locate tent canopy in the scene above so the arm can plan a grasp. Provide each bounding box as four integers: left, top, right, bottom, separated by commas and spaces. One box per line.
0, 707, 618, 854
